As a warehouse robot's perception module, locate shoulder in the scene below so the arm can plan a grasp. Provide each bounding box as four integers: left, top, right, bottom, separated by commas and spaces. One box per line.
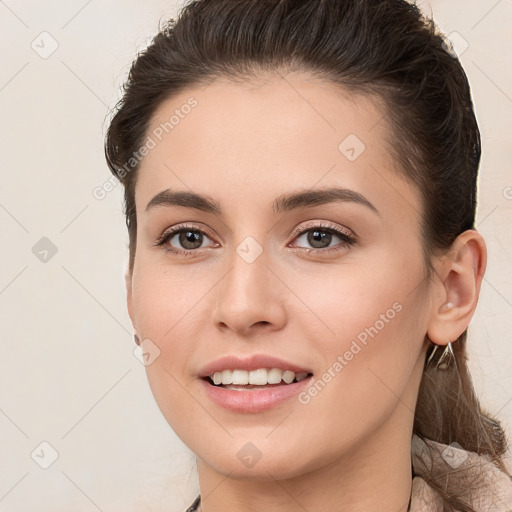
410, 476, 444, 512
411, 434, 512, 511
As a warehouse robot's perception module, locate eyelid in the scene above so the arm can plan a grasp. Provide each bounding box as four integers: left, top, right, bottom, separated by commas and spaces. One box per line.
173, 222, 216, 239
289, 219, 356, 242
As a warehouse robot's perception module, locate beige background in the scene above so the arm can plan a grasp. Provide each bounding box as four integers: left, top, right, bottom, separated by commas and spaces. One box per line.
0, 1, 511, 510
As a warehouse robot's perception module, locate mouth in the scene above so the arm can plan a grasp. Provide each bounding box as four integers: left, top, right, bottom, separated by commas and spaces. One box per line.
199, 369, 314, 413
202, 372, 313, 391
203, 368, 313, 390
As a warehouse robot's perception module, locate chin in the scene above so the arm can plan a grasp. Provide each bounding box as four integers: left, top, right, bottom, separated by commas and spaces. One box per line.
196, 443, 317, 482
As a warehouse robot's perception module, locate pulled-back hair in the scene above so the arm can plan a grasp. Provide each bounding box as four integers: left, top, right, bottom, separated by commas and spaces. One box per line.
104, 1, 511, 509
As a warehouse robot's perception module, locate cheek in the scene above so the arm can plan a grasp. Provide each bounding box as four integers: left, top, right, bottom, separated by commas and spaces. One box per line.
131, 260, 211, 338
289, 249, 428, 405
130, 262, 213, 412
288, 246, 425, 344
132, 264, 208, 431
290, 297, 425, 459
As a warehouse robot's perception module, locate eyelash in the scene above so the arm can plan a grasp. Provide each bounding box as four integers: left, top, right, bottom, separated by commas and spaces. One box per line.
154, 222, 357, 257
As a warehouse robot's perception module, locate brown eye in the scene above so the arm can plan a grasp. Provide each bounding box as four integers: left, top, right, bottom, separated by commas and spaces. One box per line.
306, 229, 333, 249
176, 229, 204, 250
293, 226, 355, 252
156, 225, 217, 254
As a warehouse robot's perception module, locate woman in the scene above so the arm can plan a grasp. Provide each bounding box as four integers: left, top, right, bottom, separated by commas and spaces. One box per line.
104, 0, 512, 510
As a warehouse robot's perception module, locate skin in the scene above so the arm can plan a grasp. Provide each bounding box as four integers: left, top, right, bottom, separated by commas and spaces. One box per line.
126, 71, 486, 512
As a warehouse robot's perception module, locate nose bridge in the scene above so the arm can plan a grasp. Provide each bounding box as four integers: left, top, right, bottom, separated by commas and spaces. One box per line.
211, 233, 286, 334
221, 236, 271, 310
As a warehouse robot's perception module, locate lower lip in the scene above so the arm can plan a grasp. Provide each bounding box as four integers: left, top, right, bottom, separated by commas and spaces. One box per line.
200, 377, 313, 413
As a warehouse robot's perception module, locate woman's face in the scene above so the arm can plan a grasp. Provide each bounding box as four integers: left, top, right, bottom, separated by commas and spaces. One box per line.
128, 71, 435, 479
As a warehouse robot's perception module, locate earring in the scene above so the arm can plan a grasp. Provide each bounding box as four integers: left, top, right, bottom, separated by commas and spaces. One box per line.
426, 341, 455, 371
133, 329, 141, 346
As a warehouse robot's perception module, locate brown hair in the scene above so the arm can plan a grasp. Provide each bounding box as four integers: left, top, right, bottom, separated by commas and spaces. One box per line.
104, 0, 511, 509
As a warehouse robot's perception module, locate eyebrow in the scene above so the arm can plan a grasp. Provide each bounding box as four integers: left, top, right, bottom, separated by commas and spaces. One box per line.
145, 187, 379, 216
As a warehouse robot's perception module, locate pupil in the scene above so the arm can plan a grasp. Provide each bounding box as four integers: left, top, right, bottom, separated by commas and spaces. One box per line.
308, 230, 331, 248
180, 230, 202, 249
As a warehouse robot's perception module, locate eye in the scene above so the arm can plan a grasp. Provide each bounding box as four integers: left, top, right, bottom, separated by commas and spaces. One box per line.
291, 222, 356, 253
156, 224, 217, 255
155, 221, 356, 257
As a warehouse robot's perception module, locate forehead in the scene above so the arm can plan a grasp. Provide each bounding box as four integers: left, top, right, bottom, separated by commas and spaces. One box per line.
135, 71, 420, 222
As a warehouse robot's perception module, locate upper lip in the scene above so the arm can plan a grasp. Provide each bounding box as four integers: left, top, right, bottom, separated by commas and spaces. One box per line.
198, 354, 313, 378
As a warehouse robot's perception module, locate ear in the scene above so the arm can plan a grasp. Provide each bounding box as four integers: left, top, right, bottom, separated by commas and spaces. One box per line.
427, 229, 487, 345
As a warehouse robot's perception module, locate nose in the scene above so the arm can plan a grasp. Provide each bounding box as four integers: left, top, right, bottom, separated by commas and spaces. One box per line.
211, 245, 287, 337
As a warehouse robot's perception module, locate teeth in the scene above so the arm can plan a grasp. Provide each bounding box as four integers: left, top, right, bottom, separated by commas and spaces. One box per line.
209, 368, 310, 386
249, 368, 268, 385
267, 368, 283, 384
232, 369, 249, 385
